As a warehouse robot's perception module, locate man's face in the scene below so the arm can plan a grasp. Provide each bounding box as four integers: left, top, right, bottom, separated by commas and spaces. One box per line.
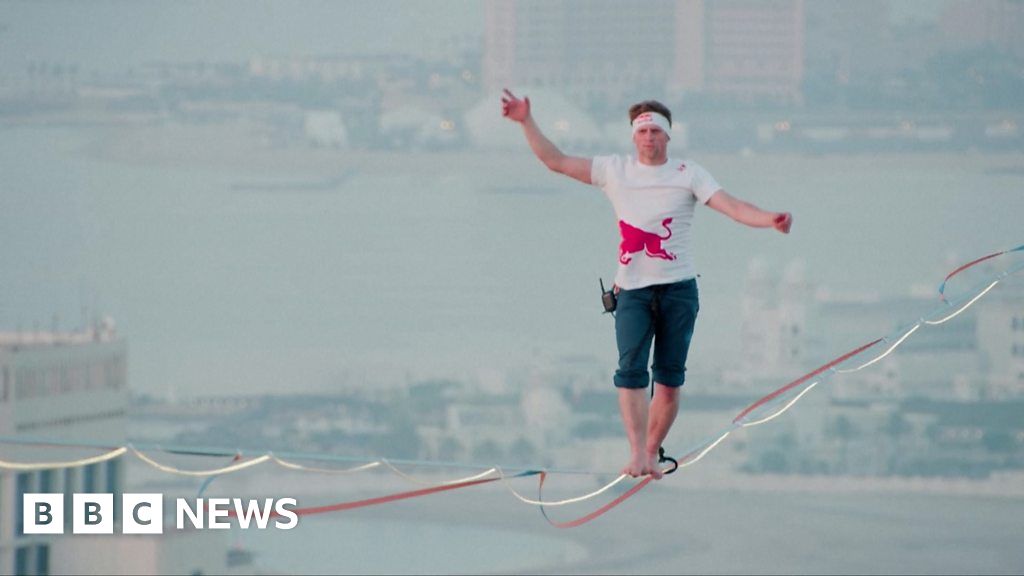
632, 125, 669, 162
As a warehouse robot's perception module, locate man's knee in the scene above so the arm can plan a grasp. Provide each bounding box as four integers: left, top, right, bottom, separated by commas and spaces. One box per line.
651, 368, 686, 388
653, 382, 681, 401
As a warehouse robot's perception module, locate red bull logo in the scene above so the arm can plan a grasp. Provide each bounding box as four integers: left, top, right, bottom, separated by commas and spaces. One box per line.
619, 218, 675, 265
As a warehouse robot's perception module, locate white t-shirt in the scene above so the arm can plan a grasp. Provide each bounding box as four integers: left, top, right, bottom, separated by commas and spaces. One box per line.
591, 155, 721, 290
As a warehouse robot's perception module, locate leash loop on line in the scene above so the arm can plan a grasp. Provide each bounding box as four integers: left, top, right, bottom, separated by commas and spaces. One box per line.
658, 446, 678, 475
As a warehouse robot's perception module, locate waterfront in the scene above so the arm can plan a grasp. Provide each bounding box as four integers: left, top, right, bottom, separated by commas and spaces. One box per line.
3, 120, 1024, 575
4, 3, 1024, 574
3, 123, 1023, 400
221, 476, 1024, 575
119, 453, 1024, 574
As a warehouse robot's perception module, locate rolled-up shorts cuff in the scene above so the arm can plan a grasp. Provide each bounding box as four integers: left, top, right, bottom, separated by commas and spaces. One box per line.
613, 278, 699, 391
614, 370, 650, 389
651, 369, 686, 388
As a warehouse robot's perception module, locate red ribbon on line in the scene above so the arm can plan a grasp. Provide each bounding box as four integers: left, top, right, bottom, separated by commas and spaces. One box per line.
732, 338, 883, 425
939, 244, 1023, 299
538, 472, 653, 529
288, 475, 504, 517
205, 245, 1024, 528
222, 468, 648, 529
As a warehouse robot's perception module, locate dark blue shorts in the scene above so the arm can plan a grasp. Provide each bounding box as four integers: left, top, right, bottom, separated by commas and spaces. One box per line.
614, 278, 699, 389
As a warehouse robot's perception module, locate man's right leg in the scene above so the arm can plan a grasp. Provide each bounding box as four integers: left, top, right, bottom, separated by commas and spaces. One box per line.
614, 286, 656, 478
618, 387, 651, 477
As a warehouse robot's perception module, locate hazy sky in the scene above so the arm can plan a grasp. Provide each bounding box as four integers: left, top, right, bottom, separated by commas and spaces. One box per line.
889, 0, 947, 22
1, 1, 945, 74
0, 1, 482, 73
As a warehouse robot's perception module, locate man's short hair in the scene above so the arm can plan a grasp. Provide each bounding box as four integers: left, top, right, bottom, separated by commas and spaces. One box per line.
629, 101, 672, 127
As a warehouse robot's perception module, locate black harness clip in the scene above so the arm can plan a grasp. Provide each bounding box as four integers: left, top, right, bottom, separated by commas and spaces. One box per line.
658, 446, 678, 475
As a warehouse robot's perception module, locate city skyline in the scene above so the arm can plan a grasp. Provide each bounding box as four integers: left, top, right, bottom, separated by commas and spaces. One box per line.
2, 4, 1023, 572
0, 0, 952, 68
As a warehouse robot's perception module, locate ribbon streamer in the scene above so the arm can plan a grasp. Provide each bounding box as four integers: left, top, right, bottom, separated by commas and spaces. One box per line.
0, 446, 127, 471
1, 245, 1020, 528
130, 446, 271, 477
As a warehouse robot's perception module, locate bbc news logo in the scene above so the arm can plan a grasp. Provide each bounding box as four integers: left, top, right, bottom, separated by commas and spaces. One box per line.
23, 494, 299, 534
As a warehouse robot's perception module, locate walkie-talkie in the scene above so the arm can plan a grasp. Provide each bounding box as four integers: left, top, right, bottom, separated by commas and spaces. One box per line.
600, 278, 617, 314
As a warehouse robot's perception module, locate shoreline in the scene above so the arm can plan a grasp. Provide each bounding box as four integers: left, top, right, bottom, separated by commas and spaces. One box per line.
660, 468, 1024, 499
125, 453, 1024, 504
10, 119, 1022, 179
117, 455, 1024, 574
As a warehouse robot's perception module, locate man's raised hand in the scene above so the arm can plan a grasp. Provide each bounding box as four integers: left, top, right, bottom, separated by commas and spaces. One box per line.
501, 89, 530, 123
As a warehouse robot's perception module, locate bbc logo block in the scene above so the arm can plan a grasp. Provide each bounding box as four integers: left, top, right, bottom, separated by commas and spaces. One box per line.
24, 493, 163, 535
23, 493, 297, 534
122, 493, 164, 534
22, 494, 64, 534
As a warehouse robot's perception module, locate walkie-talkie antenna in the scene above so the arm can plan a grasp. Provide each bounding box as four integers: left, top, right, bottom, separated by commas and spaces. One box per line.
599, 278, 616, 315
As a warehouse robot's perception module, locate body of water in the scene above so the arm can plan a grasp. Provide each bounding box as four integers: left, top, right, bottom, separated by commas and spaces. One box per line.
225, 483, 1024, 575
1, 125, 1023, 398
3, 123, 1024, 575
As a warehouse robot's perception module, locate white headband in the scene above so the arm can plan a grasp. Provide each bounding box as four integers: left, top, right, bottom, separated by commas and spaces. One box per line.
631, 111, 671, 138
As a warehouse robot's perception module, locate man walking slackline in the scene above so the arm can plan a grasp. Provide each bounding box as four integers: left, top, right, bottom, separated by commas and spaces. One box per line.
501, 89, 793, 479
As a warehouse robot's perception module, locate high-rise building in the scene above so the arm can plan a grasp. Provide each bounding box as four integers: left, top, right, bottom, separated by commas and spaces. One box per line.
739, 258, 811, 381
803, 0, 894, 102
703, 0, 805, 104
941, 0, 1024, 58
736, 259, 1024, 402
484, 0, 678, 108
807, 273, 1024, 401
976, 275, 1024, 398
0, 322, 233, 575
0, 322, 128, 575
483, 0, 805, 109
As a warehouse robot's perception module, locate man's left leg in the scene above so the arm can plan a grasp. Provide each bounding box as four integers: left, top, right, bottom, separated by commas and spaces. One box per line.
646, 279, 699, 476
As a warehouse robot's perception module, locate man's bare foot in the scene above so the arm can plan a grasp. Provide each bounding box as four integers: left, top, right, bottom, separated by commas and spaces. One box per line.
622, 453, 647, 477
645, 452, 664, 480
622, 453, 664, 479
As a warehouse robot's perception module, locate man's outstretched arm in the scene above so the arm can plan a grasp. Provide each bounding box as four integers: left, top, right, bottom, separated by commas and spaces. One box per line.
502, 89, 593, 185
706, 189, 792, 233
